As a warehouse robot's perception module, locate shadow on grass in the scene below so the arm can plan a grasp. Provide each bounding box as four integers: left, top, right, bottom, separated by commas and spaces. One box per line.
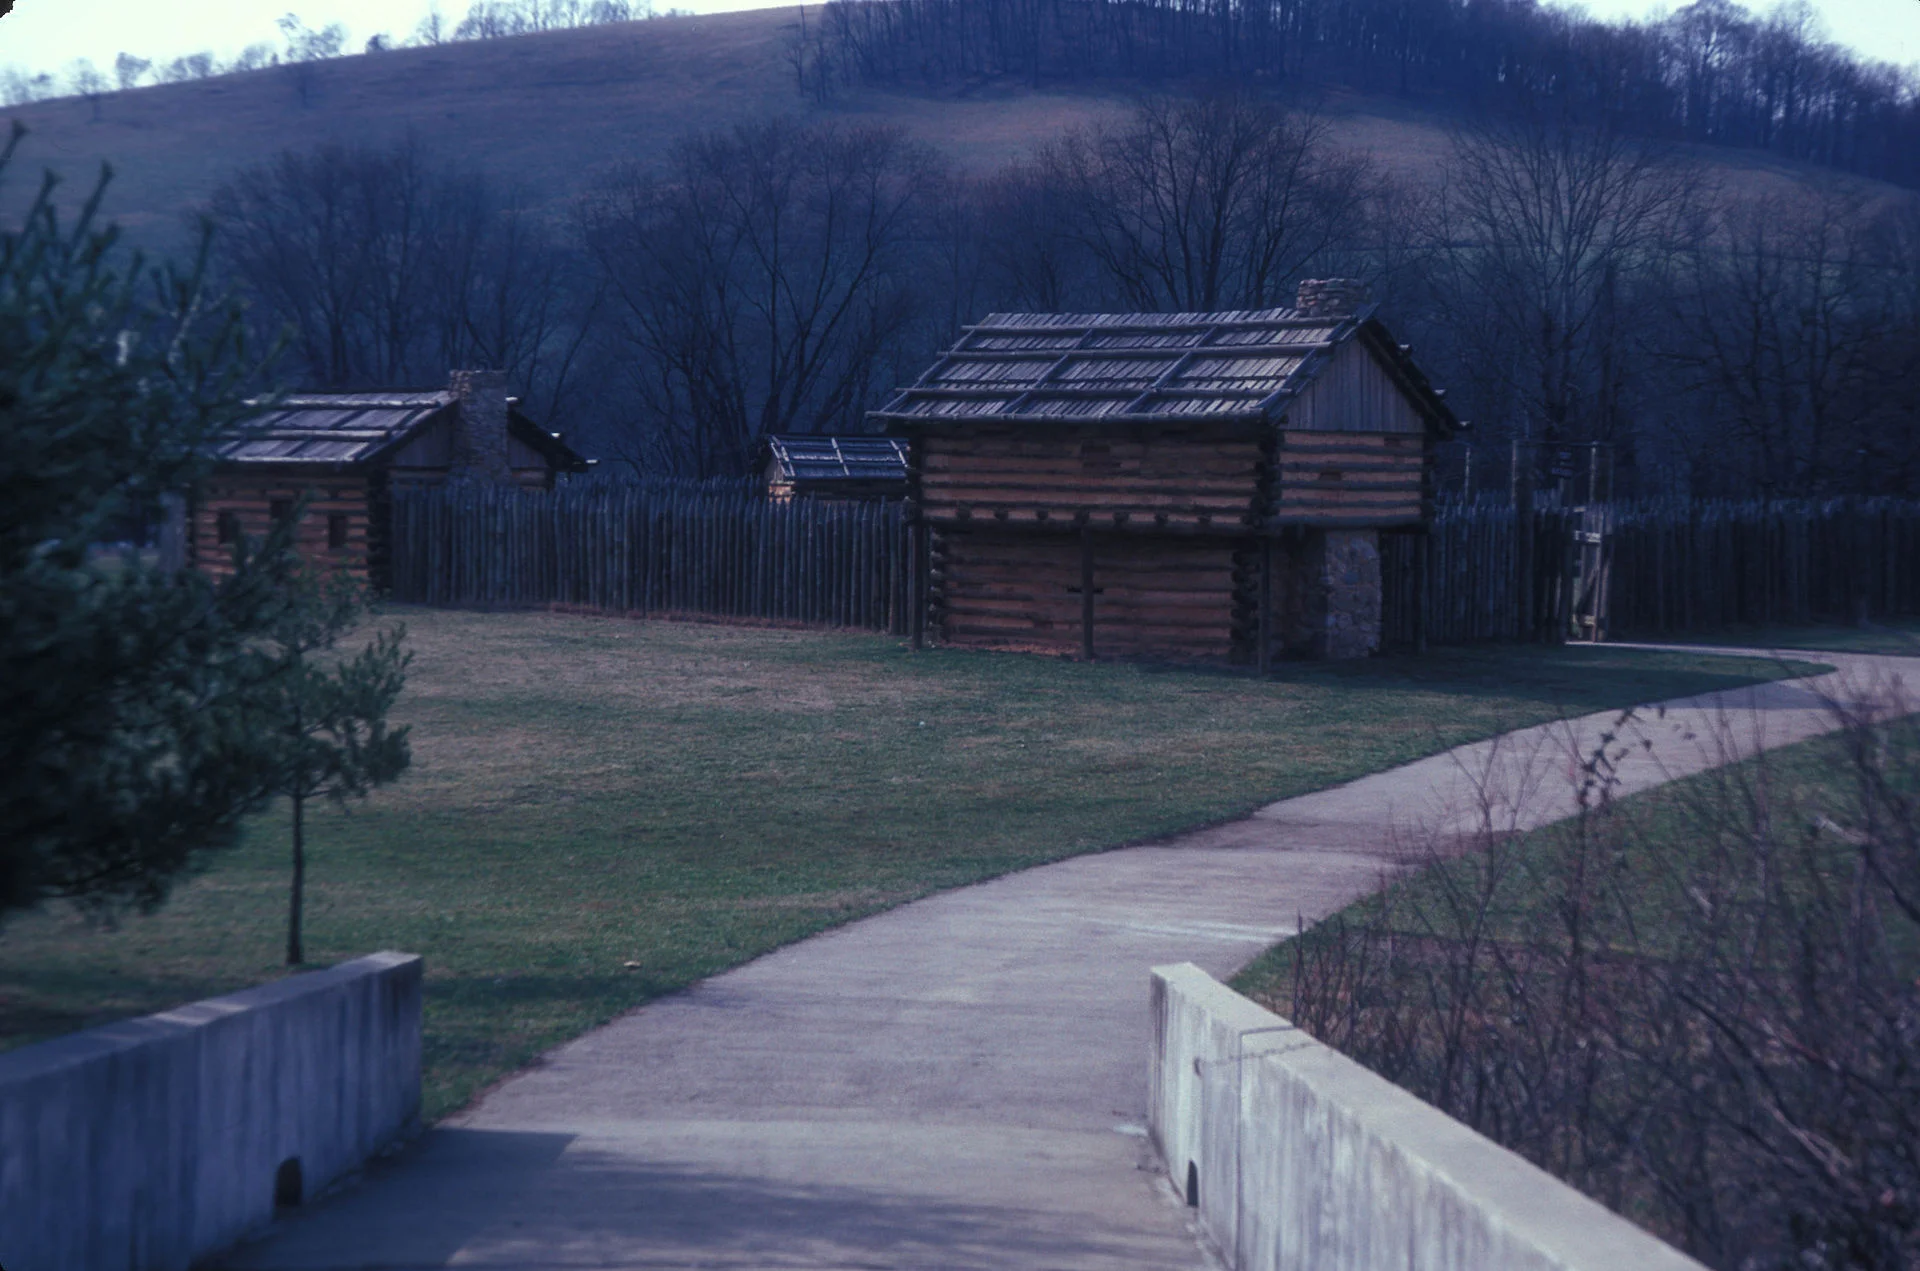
0, 965, 294, 1052
0, 998, 105, 1051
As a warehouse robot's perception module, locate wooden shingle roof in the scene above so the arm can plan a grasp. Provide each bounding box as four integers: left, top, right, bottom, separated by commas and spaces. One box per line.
215, 391, 589, 472
217, 393, 456, 465
871, 305, 1458, 434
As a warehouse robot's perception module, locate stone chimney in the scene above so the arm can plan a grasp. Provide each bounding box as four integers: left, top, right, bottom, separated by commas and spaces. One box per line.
1295, 278, 1372, 319
448, 369, 513, 483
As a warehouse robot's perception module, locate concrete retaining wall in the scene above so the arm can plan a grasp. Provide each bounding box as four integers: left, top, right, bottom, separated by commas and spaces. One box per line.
0, 951, 423, 1271
1149, 963, 1706, 1271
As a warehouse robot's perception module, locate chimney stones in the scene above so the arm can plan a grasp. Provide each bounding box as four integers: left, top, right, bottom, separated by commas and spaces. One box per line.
1295, 278, 1372, 319
448, 369, 512, 484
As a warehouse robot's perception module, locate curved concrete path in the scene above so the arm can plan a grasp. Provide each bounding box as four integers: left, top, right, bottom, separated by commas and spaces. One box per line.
228, 647, 1917, 1271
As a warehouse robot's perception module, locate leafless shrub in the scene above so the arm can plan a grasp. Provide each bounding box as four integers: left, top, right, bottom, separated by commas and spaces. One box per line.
579, 118, 946, 476
1286, 683, 1920, 1268
204, 139, 591, 420
1023, 93, 1379, 314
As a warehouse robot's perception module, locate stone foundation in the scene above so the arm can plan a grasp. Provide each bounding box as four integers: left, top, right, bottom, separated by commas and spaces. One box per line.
1276, 529, 1381, 660
1318, 529, 1382, 658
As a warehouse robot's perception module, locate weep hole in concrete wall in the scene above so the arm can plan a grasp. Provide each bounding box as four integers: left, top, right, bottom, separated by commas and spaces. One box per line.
1148, 962, 1708, 1271
0, 951, 423, 1271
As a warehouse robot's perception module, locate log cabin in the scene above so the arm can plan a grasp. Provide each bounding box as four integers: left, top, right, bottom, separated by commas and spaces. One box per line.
871, 281, 1461, 662
760, 435, 910, 501
190, 369, 590, 587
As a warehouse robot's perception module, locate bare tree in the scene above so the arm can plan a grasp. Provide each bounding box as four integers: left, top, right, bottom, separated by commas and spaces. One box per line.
452, 0, 635, 38
581, 118, 944, 476
0, 68, 55, 105
414, 5, 451, 44
973, 153, 1098, 313
205, 139, 590, 420
1854, 196, 1920, 494
226, 44, 280, 73
1659, 183, 1881, 495
278, 14, 348, 61
1038, 93, 1377, 312
1429, 112, 1699, 450
155, 52, 218, 84
112, 53, 151, 91
66, 59, 108, 120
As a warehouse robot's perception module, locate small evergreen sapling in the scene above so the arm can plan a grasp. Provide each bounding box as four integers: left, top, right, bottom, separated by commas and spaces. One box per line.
247, 558, 411, 965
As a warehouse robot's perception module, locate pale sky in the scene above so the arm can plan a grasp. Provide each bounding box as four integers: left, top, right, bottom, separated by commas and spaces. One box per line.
0, 0, 1916, 78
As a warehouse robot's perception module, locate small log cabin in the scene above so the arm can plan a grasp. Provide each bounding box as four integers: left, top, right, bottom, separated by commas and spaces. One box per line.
760, 435, 910, 501
871, 281, 1461, 662
190, 369, 589, 586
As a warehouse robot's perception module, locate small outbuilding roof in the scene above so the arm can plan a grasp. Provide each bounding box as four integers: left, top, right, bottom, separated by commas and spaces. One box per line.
764, 435, 910, 485
870, 305, 1458, 434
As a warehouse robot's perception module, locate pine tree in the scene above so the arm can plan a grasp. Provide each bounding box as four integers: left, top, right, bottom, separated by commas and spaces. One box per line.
0, 124, 290, 921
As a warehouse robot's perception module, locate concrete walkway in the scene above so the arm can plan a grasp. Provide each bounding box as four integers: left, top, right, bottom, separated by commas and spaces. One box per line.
228, 647, 1917, 1271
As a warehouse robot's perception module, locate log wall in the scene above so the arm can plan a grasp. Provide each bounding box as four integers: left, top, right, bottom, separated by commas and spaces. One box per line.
1271, 429, 1426, 528
918, 429, 1265, 535
190, 474, 375, 580
934, 529, 1240, 660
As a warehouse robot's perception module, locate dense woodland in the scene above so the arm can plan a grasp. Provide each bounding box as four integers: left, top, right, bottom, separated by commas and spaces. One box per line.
788, 0, 1920, 188
23, 0, 1913, 193
197, 84, 1920, 499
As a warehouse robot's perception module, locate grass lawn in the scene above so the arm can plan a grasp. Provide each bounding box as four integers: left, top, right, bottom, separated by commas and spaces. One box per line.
0, 607, 1818, 1121
1229, 727, 1892, 1012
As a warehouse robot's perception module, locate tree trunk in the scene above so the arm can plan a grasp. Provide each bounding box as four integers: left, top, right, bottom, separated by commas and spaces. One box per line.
287, 789, 306, 966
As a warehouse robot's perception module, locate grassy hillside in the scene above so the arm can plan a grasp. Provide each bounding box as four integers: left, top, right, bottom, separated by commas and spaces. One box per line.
0, 7, 1860, 251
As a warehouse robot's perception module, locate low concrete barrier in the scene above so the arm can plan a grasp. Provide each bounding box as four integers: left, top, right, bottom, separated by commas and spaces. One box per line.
0, 951, 423, 1271
1149, 963, 1706, 1271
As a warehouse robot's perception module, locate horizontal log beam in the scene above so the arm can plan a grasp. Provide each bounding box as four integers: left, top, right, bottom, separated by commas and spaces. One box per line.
1277, 480, 1425, 496
1274, 460, 1424, 477
961, 316, 1340, 336
938, 342, 1333, 362
928, 510, 1255, 533
1278, 439, 1425, 455
923, 484, 1258, 508
880, 414, 1265, 432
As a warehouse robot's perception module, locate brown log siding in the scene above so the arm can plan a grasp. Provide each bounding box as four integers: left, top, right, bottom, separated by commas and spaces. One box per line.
934, 529, 1240, 659
191, 475, 375, 579
918, 430, 1264, 532
1271, 430, 1427, 527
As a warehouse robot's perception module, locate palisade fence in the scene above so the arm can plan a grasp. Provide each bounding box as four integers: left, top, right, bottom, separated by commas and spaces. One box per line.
392, 483, 1920, 650
1382, 496, 1920, 649
389, 481, 920, 634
